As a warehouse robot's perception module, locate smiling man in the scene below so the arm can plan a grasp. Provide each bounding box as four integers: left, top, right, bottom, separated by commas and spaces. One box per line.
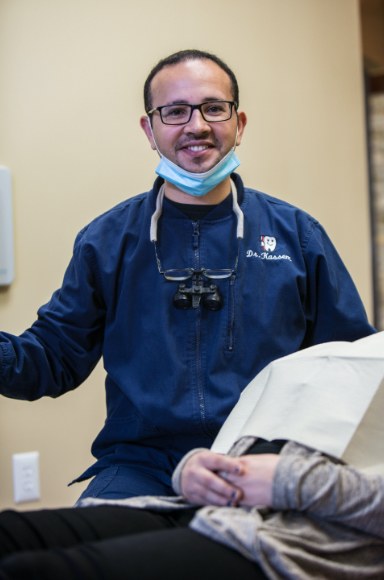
140, 55, 246, 204
0, 49, 375, 501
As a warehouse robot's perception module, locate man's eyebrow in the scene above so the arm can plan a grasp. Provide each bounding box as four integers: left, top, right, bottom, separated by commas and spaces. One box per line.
162, 100, 190, 106
160, 97, 225, 106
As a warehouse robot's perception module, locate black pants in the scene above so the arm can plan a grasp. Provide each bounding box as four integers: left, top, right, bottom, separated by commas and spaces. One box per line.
0, 506, 267, 580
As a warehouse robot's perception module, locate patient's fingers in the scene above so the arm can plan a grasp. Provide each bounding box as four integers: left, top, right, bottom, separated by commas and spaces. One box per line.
180, 451, 243, 506
183, 475, 242, 506
224, 454, 280, 507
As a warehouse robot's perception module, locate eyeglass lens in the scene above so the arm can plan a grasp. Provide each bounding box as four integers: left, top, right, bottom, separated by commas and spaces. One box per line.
163, 269, 233, 281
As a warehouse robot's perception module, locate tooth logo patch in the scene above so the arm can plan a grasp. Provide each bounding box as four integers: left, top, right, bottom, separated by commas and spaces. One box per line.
260, 235, 276, 252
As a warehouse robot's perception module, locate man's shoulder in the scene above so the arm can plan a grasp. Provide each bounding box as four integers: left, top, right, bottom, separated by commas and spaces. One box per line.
78, 189, 153, 242
92, 191, 149, 224
243, 184, 318, 224
244, 184, 305, 210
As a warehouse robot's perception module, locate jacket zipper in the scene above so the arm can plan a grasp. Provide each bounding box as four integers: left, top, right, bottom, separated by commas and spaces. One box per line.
226, 273, 236, 351
192, 221, 200, 265
191, 221, 206, 424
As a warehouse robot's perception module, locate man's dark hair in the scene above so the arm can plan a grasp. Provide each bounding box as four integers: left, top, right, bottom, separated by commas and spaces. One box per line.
143, 49, 239, 112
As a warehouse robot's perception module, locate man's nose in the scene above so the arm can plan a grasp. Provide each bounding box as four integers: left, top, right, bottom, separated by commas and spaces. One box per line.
184, 108, 210, 131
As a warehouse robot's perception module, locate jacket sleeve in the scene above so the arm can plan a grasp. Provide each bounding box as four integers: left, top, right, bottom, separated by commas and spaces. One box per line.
272, 443, 384, 539
0, 228, 105, 400
302, 222, 376, 346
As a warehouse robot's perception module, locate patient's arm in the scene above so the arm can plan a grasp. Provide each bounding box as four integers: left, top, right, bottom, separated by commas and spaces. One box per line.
272, 444, 384, 539
175, 443, 384, 540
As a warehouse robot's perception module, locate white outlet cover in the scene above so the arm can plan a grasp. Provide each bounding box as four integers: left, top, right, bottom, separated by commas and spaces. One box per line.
12, 451, 40, 503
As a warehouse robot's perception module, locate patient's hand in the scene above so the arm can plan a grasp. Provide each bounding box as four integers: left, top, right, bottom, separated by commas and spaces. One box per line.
223, 454, 280, 507
180, 450, 243, 506
180, 451, 280, 508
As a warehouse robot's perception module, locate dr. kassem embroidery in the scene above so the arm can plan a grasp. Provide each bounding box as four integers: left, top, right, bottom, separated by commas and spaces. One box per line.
246, 250, 292, 261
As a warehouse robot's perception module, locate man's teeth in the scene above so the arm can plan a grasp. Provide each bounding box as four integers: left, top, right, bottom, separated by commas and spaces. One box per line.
188, 145, 208, 151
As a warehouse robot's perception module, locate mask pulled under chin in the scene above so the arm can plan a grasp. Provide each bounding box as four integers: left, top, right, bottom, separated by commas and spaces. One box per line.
155, 149, 240, 197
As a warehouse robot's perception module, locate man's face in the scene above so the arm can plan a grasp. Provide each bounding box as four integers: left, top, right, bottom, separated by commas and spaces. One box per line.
140, 59, 246, 174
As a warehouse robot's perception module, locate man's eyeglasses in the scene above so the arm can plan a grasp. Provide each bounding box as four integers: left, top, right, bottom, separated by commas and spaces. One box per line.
161, 268, 234, 281
147, 101, 237, 126
160, 269, 235, 310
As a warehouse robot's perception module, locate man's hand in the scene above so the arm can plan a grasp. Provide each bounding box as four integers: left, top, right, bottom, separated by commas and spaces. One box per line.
180, 450, 243, 506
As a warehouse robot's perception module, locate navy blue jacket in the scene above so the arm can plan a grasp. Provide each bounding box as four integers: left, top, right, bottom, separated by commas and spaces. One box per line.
0, 174, 375, 480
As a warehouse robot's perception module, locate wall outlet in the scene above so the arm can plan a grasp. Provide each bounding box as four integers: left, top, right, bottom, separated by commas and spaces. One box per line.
12, 451, 41, 503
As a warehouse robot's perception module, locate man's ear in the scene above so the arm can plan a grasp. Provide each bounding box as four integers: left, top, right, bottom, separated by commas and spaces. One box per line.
140, 116, 157, 150
235, 111, 247, 147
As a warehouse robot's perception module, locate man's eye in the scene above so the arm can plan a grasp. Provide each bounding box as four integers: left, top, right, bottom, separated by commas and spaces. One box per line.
163, 107, 188, 118
205, 103, 226, 115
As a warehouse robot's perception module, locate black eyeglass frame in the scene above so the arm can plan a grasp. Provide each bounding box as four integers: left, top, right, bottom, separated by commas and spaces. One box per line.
154, 240, 240, 283
147, 100, 238, 126
163, 269, 235, 311
161, 268, 234, 281
153, 239, 241, 310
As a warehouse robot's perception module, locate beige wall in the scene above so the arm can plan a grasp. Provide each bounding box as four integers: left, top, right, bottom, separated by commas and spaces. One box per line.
0, 0, 373, 508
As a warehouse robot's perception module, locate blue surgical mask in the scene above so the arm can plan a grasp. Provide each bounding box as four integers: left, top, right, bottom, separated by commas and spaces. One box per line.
155, 149, 240, 197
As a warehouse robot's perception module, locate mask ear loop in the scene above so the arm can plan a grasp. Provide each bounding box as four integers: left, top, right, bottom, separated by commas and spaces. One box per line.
146, 115, 163, 158
148, 114, 165, 246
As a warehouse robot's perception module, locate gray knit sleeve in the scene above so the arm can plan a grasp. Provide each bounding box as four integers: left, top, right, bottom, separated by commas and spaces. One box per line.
272, 442, 384, 539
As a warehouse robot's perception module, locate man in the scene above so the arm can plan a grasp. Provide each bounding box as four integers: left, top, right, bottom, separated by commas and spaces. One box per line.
0, 49, 375, 501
